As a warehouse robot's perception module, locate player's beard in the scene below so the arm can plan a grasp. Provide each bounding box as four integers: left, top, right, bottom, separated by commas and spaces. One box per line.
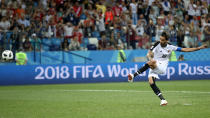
160, 43, 167, 47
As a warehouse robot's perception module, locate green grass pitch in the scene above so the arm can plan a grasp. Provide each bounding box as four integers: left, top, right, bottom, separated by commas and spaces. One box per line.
0, 80, 210, 118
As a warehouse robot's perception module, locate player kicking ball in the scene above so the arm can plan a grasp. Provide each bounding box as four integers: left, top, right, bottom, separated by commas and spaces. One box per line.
128, 32, 207, 106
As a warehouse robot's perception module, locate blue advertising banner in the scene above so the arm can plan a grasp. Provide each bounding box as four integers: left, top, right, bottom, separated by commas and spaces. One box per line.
0, 61, 210, 85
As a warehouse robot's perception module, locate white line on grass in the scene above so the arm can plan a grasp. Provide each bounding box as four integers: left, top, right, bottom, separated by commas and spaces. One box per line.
63, 90, 210, 94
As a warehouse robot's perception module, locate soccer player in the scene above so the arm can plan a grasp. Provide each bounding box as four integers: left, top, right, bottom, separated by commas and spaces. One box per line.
128, 32, 207, 106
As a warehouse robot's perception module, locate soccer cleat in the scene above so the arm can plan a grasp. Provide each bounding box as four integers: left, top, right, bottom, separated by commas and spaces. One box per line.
160, 100, 168, 106
128, 73, 134, 82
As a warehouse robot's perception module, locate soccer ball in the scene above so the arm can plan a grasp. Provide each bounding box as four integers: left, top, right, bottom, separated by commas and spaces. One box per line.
2, 50, 14, 60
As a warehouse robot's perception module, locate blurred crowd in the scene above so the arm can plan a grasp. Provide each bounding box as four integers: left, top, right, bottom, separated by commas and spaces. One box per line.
0, 0, 209, 52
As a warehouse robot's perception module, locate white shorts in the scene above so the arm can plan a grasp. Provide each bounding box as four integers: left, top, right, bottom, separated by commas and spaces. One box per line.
148, 60, 168, 79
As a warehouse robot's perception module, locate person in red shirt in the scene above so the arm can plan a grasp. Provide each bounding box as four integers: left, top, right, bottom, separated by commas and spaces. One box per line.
7, 4, 16, 18
72, 26, 83, 44
126, 22, 137, 49
73, 1, 82, 25
32, 9, 44, 22
112, 2, 123, 17
55, 0, 64, 9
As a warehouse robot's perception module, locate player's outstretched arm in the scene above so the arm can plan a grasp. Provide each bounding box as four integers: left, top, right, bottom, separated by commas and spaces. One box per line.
181, 44, 208, 52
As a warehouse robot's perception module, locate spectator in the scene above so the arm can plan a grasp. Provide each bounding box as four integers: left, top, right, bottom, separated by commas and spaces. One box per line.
55, 0, 64, 10
155, 17, 165, 41
151, 1, 160, 19
73, 1, 83, 25
10, 26, 20, 51
195, 1, 202, 20
121, 1, 129, 14
149, 9, 157, 24
183, 23, 191, 47
16, 4, 25, 18
23, 36, 32, 52
32, 9, 45, 24
161, 0, 171, 15
17, 15, 30, 27
119, 13, 129, 27
61, 38, 69, 51
63, 22, 74, 39
187, 0, 196, 20
30, 33, 41, 51
178, 54, 185, 61
168, 25, 177, 43
56, 21, 64, 38
0, 16, 10, 31
95, 1, 106, 15
104, 22, 113, 40
190, 16, 199, 27
69, 36, 80, 51
71, 26, 83, 44
176, 0, 185, 19
83, 13, 94, 38
116, 32, 125, 49
183, 14, 191, 24
0, 4, 7, 17
137, 32, 150, 49
136, 20, 145, 37
166, 12, 175, 27
63, 6, 77, 25
95, 9, 105, 35
201, 1, 208, 15
177, 29, 185, 47
98, 34, 108, 50
201, 15, 210, 32
129, 0, 138, 25
105, 6, 114, 25
202, 25, 210, 47
112, 1, 123, 17
139, 14, 147, 27
145, 19, 156, 42
126, 21, 137, 49
86, 3, 95, 17
110, 31, 117, 47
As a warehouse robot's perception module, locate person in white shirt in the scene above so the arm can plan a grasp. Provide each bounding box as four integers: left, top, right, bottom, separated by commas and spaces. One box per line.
63, 22, 74, 38
161, 0, 171, 15
187, 0, 196, 19
0, 17, 10, 31
95, 10, 105, 34
128, 32, 207, 106
136, 20, 144, 36
17, 16, 30, 27
129, 0, 138, 25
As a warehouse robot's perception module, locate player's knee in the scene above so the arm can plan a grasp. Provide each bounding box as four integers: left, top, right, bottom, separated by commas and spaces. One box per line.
148, 77, 154, 85
147, 60, 156, 66
148, 62, 156, 70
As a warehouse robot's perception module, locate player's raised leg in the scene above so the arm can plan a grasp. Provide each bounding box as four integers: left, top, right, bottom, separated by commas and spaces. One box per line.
128, 63, 150, 82
128, 60, 156, 82
149, 76, 167, 106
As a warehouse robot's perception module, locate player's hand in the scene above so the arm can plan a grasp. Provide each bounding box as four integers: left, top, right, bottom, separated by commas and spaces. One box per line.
198, 44, 208, 50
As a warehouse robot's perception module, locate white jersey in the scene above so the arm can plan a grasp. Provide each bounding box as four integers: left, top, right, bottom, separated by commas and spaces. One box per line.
150, 41, 179, 62
148, 41, 180, 79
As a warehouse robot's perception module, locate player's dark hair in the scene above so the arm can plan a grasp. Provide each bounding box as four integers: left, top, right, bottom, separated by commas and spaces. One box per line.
161, 32, 169, 40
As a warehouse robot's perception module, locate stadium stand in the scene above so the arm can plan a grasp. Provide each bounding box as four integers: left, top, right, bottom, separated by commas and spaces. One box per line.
0, 0, 209, 64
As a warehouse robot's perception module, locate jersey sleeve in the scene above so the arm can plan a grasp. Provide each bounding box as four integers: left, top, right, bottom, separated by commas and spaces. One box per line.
150, 41, 160, 52
170, 45, 182, 51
